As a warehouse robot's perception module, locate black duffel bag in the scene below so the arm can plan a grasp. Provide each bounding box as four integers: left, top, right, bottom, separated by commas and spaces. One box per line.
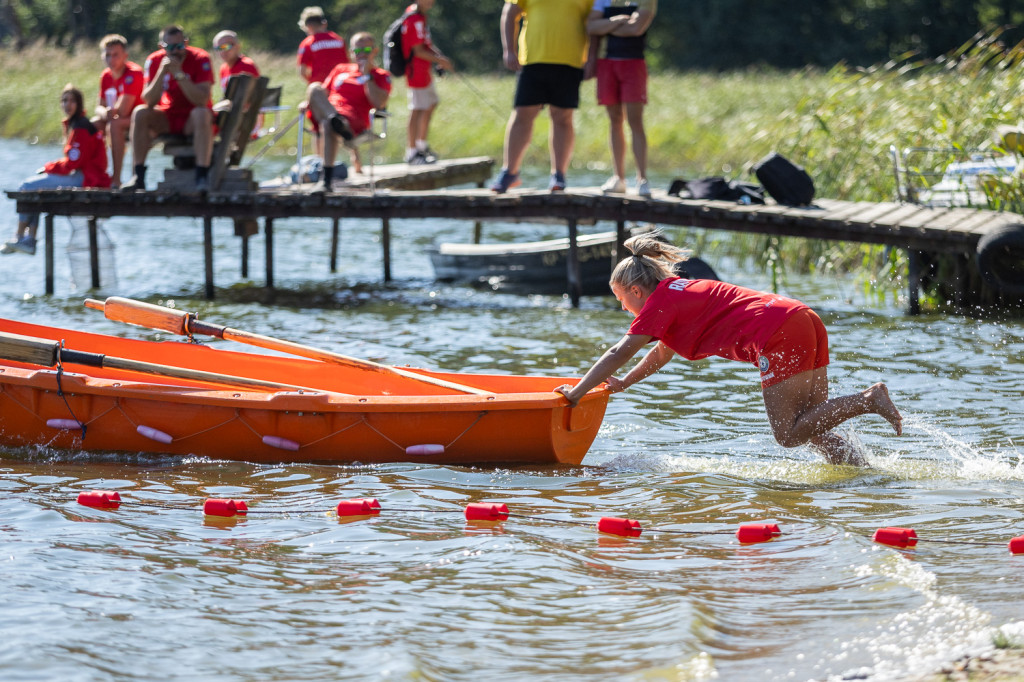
752, 153, 815, 206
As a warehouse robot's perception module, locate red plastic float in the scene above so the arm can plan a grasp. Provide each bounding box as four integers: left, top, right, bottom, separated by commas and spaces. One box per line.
1009, 535, 1024, 555
873, 527, 918, 548
77, 490, 121, 509
465, 502, 510, 521
336, 498, 380, 517
597, 517, 642, 537
736, 523, 781, 544
203, 498, 249, 517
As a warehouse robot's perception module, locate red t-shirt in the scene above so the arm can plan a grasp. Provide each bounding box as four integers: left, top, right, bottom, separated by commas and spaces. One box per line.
43, 117, 111, 188
98, 61, 144, 109
219, 55, 260, 93
627, 278, 809, 367
143, 46, 214, 114
297, 31, 349, 84
324, 63, 392, 134
401, 9, 433, 88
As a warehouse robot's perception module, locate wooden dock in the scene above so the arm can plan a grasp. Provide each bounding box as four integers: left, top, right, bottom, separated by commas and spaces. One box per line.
8, 177, 1024, 312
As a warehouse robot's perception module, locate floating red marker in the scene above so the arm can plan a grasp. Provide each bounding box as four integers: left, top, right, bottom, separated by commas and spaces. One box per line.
336, 498, 379, 517
203, 498, 249, 517
465, 502, 509, 521
736, 523, 781, 544
1009, 535, 1024, 555
597, 517, 642, 537
77, 490, 121, 509
873, 527, 918, 548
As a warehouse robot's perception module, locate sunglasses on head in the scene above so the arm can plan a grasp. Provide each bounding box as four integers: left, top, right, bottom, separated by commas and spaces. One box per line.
161, 41, 187, 51
352, 46, 373, 55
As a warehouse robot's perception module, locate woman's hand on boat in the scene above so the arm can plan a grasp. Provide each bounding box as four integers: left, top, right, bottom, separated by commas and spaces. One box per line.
605, 376, 626, 393
554, 384, 580, 407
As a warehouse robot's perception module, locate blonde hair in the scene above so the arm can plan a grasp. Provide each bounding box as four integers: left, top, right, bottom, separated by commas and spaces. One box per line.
610, 232, 691, 292
99, 34, 128, 50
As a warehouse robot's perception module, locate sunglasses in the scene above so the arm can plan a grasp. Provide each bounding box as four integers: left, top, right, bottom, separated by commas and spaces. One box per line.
352, 46, 373, 55
160, 41, 187, 51
216, 43, 236, 52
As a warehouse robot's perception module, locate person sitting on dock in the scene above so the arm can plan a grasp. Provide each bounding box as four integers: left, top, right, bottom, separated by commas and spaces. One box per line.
213, 30, 260, 95
121, 25, 215, 193
554, 233, 904, 466
91, 34, 144, 189
304, 31, 391, 191
296, 6, 350, 160
2, 84, 110, 256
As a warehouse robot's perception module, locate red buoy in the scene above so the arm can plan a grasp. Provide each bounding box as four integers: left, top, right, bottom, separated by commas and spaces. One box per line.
1009, 535, 1024, 555
736, 523, 781, 544
351, 498, 381, 514
873, 527, 918, 548
77, 490, 121, 509
597, 517, 642, 537
203, 499, 249, 517
336, 499, 378, 517
465, 502, 509, 521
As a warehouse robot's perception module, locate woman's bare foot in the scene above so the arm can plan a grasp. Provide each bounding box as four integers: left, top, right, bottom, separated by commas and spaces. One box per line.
865, 383, 902, 435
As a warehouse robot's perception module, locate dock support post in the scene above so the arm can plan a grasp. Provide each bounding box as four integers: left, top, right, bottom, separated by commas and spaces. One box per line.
44, 214, 54, 295
567, 218, 581, 308
614, 220, 627, 274
88, 217, 100, 289
240, 233, 249, 278
382, 217, 392, 282
330, 218, 340, 272
906, 249, 921, 315
473, 220, 483, 244
203, 216, 215, 299
265, 217, 274, 289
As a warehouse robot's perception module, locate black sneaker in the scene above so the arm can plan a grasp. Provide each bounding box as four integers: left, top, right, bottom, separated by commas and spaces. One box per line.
329, 114, 354, 141
195, 176, 209, 193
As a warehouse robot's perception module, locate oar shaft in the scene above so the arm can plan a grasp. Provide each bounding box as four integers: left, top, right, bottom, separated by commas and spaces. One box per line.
0, 330, 341, 394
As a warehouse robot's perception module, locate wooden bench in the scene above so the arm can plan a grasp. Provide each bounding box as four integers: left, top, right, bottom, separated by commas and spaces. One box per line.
156, 73, 269, 192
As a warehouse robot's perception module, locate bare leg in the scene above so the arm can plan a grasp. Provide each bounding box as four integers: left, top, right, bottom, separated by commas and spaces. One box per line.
624, 101, 647, 183
185, 107, 214, 167
548, 105, 575, 176
605, 103, 626, 180
109, 116, 131, 187
502, 105, 541, 174
763, 368, 902, 464
129, 106, 169, 167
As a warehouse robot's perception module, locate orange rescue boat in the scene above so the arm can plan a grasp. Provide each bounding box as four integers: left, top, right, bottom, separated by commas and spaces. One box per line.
0, 318, 609, 466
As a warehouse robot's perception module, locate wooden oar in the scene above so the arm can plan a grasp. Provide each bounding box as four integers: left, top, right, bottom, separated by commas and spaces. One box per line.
84, 296, 491, 396
0, 330, 345, 395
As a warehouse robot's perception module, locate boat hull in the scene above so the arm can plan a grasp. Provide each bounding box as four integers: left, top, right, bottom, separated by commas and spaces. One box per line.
0, 319, 609, 466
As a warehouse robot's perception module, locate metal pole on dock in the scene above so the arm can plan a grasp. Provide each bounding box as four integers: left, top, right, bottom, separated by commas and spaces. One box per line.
203, 217, 215, 299
265, 218, 274, 289
382, 217, 391, 282
567, 218, 581, 308
88, 217, 100, 289
44, 214, 54, 295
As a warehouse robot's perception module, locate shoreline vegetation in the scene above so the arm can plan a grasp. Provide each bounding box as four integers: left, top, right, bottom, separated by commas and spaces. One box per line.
3, 37, 1024, 305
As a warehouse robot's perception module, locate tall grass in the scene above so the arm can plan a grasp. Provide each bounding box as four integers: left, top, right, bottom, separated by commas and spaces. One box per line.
3, 35, 1023, 299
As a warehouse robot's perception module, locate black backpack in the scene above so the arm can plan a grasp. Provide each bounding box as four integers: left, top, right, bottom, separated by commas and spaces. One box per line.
752, 152, 815, 206
668, 176, 765, 204
383, 11, 416, 77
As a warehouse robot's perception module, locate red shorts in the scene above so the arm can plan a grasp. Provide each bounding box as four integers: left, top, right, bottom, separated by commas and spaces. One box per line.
596, 58, 648, 106
159, 108, 192, 136
757, 308, 829, 388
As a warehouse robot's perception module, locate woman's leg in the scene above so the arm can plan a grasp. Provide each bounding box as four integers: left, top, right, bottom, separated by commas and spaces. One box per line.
762, 368, 902, 464
15, 172, 84, 239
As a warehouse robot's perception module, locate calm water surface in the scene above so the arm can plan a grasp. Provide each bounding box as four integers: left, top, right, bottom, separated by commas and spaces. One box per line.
1, 139, 1023, 681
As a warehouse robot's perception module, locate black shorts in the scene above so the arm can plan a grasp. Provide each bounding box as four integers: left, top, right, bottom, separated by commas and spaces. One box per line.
513, 63, 584, 109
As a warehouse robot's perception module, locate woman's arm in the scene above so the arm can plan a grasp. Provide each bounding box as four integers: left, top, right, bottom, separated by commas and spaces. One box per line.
556, 333, 653, 406
609, 340, 675, 391
609, 0, 657, 37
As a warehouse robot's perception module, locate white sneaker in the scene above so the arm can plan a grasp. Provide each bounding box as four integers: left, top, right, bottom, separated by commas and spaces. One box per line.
636, 178, 651, 197
601, 176, 627, 194
0, 239, 18, 255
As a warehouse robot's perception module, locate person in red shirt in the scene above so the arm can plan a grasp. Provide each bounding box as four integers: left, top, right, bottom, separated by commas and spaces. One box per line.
213, 30, 260, 94
121, 25, 215, 192
2, 84, 110, 256
296, 6, 349, 85
304, 32, 391, 191
400, 0, 453, 165
555, 233, 903, 465
92, 34, 144, 188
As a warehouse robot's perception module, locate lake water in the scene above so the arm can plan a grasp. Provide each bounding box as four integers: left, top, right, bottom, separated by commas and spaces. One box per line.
1, 138, 1023, 681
